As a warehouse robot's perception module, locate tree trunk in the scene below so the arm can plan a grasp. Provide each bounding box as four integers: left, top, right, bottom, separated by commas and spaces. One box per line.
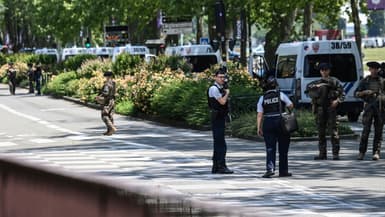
303, 2, 313, 39
264, 8, 298, 68
351, 0, 362, 57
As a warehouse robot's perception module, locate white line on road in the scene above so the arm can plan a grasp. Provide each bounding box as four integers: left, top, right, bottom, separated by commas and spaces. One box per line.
0, 142, 18, 147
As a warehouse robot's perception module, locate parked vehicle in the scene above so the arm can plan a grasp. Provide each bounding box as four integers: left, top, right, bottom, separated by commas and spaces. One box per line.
87, 47, 113, 59
274, 39, 364, 121
61, 47, 88, 61
34, 48, 60, 63
111, 45, 150, 62
165, 44, 222, 72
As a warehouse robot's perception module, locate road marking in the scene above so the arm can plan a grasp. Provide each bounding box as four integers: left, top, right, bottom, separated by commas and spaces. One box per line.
40, 108, 66, 112
30, 139, 56, 144
0, 142, 18, 147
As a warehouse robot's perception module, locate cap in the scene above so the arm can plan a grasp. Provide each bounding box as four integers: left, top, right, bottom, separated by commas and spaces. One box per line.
265, 76, 278, 89
8, 62, 14, 65
103, 71, 113, 77
366, 61, 381, 69
318, 62, 331, 70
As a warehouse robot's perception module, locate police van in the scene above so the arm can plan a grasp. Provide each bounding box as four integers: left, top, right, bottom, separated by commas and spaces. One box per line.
165, 44, 222, 72
274, 39, 364, 121
61, 47, 88, 61
87, 47, 113, 59
34, 48, 60, 63
111, 45, 150, 62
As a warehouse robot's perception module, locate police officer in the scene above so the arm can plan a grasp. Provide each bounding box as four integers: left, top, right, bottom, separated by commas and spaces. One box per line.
27, 63, 34, 94
207, 69, 233, 174
34, 64, 42, 96
6, 62, 16, 95
305, 63, 345, 160
97, 71, 117, 136
257, 76, 294, 178
355, 61, 385, 160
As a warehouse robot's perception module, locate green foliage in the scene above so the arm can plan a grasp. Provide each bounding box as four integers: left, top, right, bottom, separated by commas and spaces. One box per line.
229, 110, 353, 138
150, 79, 211, 126
112, 54, 142, 77
78, 59, 112, 79
115, 100, 136, 115
0, 54, 6, 66
63, 54, 97, 71
45, 71, 78, 96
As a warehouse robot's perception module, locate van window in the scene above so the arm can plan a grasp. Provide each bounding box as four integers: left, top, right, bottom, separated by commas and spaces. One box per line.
276, 55, 296, 78
304, 54, 357, 82
185, 55, 218, 72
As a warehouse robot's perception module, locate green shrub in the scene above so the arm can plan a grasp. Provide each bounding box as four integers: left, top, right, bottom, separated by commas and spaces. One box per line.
112, 53, 142, 76
45, 71, 78, 96
150, 79, 211, 126
78, 59, 112, 79
116, 100, 136, 115
64, 54, 97, 71
229, 110, 354, 138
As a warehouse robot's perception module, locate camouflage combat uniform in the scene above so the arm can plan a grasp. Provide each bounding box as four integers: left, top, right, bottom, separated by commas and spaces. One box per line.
6, 67, 17, 95
355, 75, 385, 159
306, 77, 345, 159
99, 79, 116, 135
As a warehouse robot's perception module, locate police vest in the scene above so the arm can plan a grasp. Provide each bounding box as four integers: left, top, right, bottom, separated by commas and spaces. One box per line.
262, 90, 282, 116
207, 85, 229, 116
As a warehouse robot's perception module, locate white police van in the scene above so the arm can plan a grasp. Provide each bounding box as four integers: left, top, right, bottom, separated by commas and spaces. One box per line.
61, 47, 88, 61
111, 45, 150, 62
87, 47, 113, 59
34, 48, 60, 63
274, 39, 364, 121
165, 44, 222, 72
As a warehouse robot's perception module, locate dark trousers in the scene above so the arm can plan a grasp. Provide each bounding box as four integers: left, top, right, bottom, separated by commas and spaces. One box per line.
263, 116, 290, 174
212, 116, 227, 164
8, 80, 16, 95
359, 107, 383, 154
35, 79, 41, 95
29, 80, 34, 93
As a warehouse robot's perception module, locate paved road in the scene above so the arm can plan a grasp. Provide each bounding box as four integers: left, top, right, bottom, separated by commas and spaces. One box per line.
0, 84, 384, 217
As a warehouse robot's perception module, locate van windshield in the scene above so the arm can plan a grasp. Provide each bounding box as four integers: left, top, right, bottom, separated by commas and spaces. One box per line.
304, 54, 357, 82
276, 55, 297, 78
185, 55, 218, 72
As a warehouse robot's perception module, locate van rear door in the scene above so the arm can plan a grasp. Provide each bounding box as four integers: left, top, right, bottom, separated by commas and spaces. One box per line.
276, 55, 297, 97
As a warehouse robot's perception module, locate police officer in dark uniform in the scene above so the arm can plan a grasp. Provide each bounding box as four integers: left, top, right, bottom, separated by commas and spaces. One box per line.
6, 62, 17, 95
207, 69, 233, 174
27, 63, 34, 94
355, 61, 385, 160
257, 76, 293, 178
96, 71, 117, 136
34, 64, 42, 96
305, 63, 345, 160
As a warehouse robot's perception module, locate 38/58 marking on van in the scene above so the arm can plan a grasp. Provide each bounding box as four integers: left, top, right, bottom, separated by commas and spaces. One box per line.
331, 41, 352, 49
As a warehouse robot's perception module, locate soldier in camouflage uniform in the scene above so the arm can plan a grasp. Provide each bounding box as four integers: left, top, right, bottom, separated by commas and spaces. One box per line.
97, 71, 117, 136
355, 61, 385, 161
305, 63, 345, 160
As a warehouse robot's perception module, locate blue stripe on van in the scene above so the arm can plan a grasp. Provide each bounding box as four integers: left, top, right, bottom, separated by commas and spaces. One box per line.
343, 82, 355, 94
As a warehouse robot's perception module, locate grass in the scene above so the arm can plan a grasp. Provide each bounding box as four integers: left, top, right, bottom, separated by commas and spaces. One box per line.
362, 47, 385, 72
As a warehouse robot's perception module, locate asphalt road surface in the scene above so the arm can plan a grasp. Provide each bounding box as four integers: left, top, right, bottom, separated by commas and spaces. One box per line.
0, 84, 384, 217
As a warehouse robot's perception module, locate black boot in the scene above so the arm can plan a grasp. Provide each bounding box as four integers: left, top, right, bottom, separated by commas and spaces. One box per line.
216, 161, 233, 174
211, 161, 218, 174
314, 153, 327, 160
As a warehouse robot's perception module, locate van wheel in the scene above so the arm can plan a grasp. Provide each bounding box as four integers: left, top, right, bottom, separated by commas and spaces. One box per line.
347, 112, 360, 122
